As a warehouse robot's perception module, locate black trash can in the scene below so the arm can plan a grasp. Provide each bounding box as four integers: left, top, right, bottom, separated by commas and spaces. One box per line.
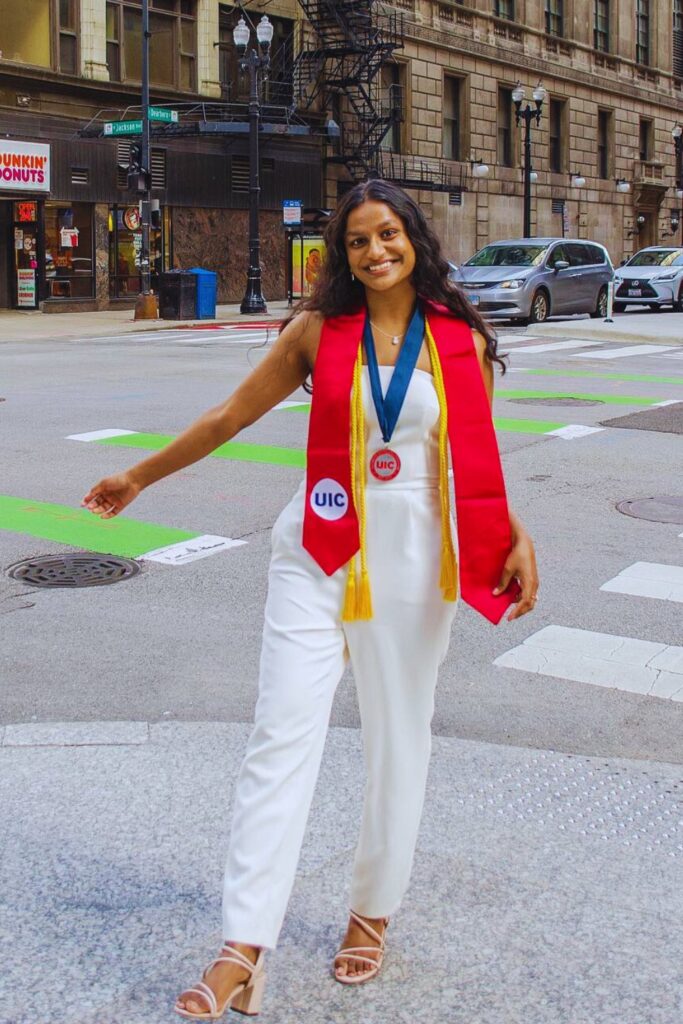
158, 270, 197, 320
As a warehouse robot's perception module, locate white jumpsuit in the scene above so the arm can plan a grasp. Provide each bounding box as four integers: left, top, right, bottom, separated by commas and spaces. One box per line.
222, 366, 459, 949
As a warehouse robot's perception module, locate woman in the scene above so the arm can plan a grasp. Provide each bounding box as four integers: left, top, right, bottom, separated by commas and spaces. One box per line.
83, 180, 538, 1020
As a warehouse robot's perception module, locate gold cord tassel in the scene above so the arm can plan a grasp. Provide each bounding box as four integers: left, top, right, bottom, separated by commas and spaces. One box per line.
426, 324, 458, 603
342, 348, 373, 621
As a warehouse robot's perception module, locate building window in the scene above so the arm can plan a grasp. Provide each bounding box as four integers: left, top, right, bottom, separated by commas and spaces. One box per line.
443, 76, 462, 161
497, 86, 513, 168
594, 0, 609, 52
381, 63, 405, 154
636, 0, 650, 65
219, 5, 293, 105
639, 118, 653, 161
674, 0, 683, 79
545, 0, 564, 37
597, 109, 611, 178
494, 0, 515, 19
0, 0, 79, 72
549, 99, 565, 173
105, 0, 197, 91
45, 203, 94, 300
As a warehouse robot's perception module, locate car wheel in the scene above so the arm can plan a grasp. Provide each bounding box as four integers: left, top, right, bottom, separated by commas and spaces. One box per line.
612, 302, 626, 313
590, 286, 608, 319
529, 289, 550, 324
673, 285, 683, 312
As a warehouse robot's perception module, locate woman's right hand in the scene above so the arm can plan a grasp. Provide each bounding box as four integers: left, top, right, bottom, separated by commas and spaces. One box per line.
81, 472, 142, 519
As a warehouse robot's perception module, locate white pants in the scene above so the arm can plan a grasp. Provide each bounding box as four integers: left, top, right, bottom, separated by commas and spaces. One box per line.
222, 480, 458, 948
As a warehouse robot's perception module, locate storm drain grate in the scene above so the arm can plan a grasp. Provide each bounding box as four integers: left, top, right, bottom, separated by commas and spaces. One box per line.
508, 397, 605, 407
616, 496, 683, 524
6, 553, 141, 589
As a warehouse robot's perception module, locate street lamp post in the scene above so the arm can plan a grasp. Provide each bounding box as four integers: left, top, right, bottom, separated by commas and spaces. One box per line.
134, 0, 156, 319
672, 124, 683, 244
234, 15, 273, 315
512, 83, 546, 238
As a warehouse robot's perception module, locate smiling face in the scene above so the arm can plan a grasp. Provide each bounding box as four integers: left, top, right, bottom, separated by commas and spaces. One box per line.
344, 200, 416, 294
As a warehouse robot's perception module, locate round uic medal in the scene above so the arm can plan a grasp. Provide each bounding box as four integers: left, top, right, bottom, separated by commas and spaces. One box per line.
369, 448, 401, 481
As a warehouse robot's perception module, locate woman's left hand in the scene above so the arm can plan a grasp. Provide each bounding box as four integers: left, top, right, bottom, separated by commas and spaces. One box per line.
492, 529, 539, 622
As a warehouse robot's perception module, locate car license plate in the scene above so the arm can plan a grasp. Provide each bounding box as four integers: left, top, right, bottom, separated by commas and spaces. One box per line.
467, 293, 480, 306
628, 289, 642, 297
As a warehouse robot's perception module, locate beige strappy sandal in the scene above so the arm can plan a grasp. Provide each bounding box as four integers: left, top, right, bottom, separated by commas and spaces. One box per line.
333, 911, 389, 986
175, 944, 266, 1020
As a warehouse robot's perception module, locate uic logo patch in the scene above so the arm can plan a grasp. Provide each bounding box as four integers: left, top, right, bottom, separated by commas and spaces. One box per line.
369, 448, 401, 481
310, 478, 349, 521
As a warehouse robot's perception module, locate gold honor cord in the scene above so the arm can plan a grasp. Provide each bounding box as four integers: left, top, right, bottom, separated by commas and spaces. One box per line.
425, 324, 458, 602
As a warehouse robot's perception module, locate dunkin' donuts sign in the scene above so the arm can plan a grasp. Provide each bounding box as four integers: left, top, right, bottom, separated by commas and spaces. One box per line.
0, 141, 51, 192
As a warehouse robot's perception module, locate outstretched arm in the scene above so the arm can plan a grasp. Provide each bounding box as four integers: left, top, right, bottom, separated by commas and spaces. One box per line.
82, 312, 320, 518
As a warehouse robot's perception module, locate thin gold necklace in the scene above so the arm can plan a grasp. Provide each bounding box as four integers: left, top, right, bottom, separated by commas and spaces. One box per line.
369, 320, 406, 346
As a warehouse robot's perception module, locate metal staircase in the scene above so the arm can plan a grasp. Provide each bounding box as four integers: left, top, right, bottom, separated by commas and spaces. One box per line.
292, 0, 405, 181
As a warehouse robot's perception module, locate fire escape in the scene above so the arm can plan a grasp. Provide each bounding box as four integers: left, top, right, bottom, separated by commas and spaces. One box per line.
290, 0, 400, 181
291, 0, 461, 190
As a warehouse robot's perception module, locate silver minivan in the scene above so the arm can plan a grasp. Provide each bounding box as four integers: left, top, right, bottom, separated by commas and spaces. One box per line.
452, 238, 614, 324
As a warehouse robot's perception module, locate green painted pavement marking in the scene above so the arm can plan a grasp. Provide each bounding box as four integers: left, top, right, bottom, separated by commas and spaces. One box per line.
497, 389, 664, 406
279, 403, 310, 413
0, 496, 197, 558
520, 368, 683, 385
96, 432, 306, 468
492, 417, 565, 434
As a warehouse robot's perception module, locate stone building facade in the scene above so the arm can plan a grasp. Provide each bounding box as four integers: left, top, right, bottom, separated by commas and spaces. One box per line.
0, 0, 681, 311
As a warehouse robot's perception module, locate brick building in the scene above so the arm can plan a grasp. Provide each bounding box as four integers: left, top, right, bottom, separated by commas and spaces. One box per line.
0, 0, 681, 311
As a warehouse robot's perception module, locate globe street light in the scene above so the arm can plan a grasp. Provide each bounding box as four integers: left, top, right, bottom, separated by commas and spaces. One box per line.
234, 15, 273, 314
513, 82, 546, 237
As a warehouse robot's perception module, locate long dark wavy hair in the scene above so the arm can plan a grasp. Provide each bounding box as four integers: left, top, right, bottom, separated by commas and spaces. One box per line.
282, 179, 507, 375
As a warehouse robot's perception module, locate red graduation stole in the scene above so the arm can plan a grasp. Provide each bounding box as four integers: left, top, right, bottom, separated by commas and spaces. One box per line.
302, 301, 521, 625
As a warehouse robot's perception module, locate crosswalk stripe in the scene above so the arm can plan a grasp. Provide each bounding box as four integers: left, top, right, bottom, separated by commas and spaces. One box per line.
600, 562, 683, 603
571, 345, 676, 359
0, 495, 243, 563
494, 625, 683, 701
511, 340, 602, 353
546, 424, 604, 439
81, 431, 306, 467
67, 429, 138, 442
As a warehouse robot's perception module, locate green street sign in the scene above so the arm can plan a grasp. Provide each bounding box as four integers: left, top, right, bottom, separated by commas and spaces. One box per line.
148, 107, 178, 123
104, 120, 142, 136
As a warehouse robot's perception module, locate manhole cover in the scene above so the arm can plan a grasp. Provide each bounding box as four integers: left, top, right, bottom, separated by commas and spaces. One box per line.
616, 496, 683, 524
6, 554, 141, 588
508, 397, 605, 407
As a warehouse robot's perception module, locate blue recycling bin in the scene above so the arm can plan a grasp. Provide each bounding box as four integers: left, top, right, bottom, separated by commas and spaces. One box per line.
188, 267, 217, 319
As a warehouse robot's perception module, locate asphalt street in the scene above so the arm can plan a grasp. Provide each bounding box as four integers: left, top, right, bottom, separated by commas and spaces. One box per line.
1, 317, 681, 761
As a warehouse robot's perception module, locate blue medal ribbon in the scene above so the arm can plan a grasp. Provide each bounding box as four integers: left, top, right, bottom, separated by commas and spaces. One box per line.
363, 303, 426, 444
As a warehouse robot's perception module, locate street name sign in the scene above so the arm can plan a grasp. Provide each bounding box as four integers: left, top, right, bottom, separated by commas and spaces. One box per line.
104, 120, 142, 136
148, 107, 178, 123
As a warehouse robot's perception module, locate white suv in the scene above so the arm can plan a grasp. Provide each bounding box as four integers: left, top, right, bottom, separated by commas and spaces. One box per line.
613, 247, 683, 312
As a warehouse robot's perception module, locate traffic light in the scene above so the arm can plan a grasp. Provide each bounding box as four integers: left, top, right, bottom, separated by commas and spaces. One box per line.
127, 143, 150, 194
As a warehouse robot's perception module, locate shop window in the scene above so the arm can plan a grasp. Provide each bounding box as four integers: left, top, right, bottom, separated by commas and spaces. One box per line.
0, 0, 79, 73
106, 0, 197, 91
44, 203, 94, 300
108, 204, 171, 300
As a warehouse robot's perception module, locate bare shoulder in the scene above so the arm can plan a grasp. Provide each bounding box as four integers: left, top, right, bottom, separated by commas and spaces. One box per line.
279, 309, 324, 371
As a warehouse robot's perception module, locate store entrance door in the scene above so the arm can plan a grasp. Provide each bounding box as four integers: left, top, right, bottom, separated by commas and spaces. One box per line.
11, 200, 41, 309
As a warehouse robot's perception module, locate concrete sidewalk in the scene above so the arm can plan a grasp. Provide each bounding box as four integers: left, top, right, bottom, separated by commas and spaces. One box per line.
527, 311, 683, 345
0, 300, 291, 343
1, 720, 680, 1024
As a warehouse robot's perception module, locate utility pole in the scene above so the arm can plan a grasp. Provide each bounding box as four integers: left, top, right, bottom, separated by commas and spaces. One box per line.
135, 0, 156, 319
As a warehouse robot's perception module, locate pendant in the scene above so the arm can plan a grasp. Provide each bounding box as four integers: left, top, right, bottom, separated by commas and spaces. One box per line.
391, 335, 400, 345
369, 448, 401, 481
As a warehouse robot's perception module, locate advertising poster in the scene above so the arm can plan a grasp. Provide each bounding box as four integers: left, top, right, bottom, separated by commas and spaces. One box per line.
292, 237, 325, 298
17, 269, 36, 307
